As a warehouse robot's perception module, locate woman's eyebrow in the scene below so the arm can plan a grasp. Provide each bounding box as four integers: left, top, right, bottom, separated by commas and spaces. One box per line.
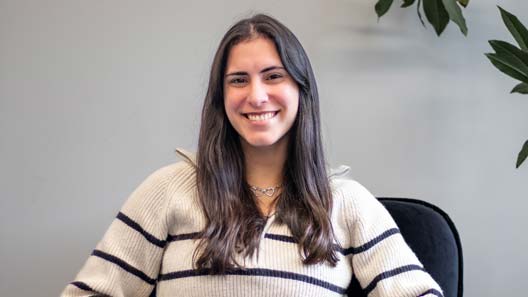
225, 71, 247, 77
225, 66, 285, 77
260, 66, 285, 73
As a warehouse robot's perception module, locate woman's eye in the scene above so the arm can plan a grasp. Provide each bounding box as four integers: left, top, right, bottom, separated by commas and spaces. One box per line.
229, 77, 247, 85
267, 73, 284, 80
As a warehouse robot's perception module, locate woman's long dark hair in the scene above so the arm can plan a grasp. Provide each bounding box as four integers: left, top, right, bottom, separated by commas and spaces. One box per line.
195, 14, 338, 274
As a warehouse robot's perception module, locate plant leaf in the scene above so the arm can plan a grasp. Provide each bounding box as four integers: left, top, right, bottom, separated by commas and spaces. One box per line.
457, 0, 469, 8
498, 6, 528, 50
376, 0, 394, 18
423, 0, 450, 36
489, 40, 528, 71
516, 139, 528, 168
417, 0, 426, 26
441, 0, 468, 35
485, 53, 528, 83
511, 82, 528, 94
401, 0, 415, 8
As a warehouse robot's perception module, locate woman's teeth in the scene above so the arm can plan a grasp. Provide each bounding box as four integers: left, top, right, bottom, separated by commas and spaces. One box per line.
246, 112, 276, 121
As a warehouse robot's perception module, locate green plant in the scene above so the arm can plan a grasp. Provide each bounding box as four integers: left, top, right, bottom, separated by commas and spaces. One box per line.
485, 6, 528, 168
374, 2, 527, 168
374, 0, 469, 36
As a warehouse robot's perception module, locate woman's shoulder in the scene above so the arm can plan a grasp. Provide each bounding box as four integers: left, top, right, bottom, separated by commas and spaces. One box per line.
141, 148, 197, 190
329, 168, 395, 246
329, 165, 371, 197
329, 167, 379, 213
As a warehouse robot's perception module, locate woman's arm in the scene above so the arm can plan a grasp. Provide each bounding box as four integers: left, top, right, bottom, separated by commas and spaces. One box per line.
342, 180, 443, 297
61, 164, 178, 297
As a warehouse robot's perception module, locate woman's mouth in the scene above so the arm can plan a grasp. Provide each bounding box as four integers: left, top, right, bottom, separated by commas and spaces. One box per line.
244, 111, 279, 121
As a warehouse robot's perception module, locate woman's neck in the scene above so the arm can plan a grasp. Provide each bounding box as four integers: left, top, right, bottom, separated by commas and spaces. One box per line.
242, 138, 288, 188
241, 135, 290, 216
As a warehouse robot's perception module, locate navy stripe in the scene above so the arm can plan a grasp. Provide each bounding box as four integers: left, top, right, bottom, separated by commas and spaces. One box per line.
159, 268, 346, 294
116, 212, 166, 248
91, 249, 156, 285
149, 287, 157, 297
264, 234, 345, 258
71, 281, 93, 291
364, 264, 425, 295
165, 228, 398, 255
264, 229, 399, 257
264, 233, 296, 243
418, 288, 444, 297
167, 232, 200, 242
342, 228, 400, 255
71, 281, 110, 296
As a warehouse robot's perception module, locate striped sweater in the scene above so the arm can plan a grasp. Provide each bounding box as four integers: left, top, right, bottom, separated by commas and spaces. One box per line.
61, 150, 443, 297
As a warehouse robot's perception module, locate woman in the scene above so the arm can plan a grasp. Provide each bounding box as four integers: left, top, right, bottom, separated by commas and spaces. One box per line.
62, 14, 443, 297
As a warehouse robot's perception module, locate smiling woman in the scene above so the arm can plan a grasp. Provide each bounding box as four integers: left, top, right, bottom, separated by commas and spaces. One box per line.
61, 14, 444, 297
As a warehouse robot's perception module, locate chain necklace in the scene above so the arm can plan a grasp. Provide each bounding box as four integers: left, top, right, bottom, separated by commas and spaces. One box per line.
249, 184, 282, 198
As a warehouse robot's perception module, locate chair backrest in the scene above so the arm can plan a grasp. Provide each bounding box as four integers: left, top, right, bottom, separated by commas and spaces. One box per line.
346, 198, 463, 297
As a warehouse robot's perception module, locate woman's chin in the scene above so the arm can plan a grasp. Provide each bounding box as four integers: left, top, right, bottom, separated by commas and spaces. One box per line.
241, 136, 283, 149
245, 139, 276, 148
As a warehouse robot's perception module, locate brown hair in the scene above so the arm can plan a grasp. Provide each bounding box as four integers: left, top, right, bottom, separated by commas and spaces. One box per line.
194, 14, 338, 274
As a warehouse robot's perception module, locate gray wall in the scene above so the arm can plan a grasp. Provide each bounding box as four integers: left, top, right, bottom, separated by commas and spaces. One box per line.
1, 0, 527, 296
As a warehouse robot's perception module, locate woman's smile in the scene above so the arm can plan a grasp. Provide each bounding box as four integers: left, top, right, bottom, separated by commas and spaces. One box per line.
243, 111, 280, 122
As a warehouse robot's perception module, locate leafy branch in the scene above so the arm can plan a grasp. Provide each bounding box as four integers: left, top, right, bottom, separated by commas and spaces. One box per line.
373, 2, 527, 168
375, 0, 469, 36
485, 6, 528, 168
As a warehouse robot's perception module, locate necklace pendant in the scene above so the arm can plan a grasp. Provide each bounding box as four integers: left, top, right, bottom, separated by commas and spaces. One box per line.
263, 188, 275, 197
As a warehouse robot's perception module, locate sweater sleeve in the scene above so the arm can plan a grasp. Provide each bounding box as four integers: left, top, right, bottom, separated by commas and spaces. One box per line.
341, 180, 444, 297
61, 164, 178, 297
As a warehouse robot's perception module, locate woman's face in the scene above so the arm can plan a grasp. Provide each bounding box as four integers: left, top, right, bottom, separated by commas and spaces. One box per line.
223, 37, 299, 150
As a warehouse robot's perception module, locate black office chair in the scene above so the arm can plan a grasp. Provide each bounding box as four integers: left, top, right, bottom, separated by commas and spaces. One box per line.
346, 198, 463, 297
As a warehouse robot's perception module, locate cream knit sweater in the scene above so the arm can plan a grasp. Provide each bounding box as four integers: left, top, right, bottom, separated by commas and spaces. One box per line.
61, 150, 443, 297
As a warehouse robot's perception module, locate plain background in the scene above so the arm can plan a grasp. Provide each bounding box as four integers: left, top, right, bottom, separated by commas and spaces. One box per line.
1, 0, 527, 296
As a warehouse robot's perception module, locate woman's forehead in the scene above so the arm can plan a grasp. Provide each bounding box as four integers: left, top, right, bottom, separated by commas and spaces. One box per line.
225, 37, 283, 72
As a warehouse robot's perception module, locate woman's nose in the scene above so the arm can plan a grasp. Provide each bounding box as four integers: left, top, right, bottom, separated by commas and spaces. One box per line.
247, 80, 269, 107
